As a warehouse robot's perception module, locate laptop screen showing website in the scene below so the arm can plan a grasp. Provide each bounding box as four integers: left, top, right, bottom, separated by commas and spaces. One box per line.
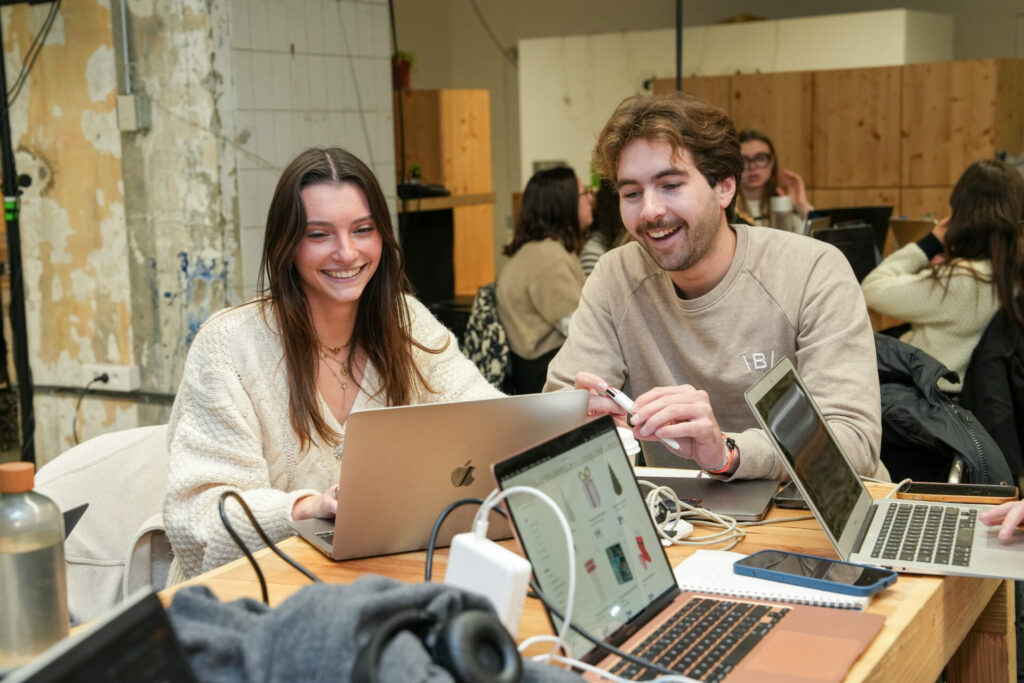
750, 365, 864, 541
495, 418, 676, 659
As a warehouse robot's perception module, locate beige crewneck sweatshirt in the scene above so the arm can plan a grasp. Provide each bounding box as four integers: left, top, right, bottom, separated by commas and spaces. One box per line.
545, 224, 885, 481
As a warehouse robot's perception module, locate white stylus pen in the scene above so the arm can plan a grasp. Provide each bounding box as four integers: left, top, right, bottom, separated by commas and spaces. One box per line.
604, 387, 681, 450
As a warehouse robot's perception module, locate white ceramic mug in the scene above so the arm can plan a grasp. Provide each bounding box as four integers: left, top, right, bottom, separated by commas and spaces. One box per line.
770, 195, 794, 230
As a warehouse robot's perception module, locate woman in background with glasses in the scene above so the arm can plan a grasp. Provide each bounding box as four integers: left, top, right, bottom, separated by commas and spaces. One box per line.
735, 129, 813, 231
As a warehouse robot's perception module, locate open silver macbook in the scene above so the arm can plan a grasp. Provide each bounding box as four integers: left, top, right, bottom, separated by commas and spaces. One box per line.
290, 390, 589, 560
745, 357, 1024, 580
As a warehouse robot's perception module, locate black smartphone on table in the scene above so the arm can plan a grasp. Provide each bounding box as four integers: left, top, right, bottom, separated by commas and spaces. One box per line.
895, 482, 1018, 505
771, 481, 808, 509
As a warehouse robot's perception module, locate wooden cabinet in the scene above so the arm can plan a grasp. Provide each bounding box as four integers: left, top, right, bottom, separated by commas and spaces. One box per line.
395, 89, 495, 297
655, 58, 1024, 219
813, 66, 902, 188
902, 59, 1024, 187
731, 71, 814, 182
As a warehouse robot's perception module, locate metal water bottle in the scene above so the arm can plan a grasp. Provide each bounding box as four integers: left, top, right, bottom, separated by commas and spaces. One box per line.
0, 462, 69, 670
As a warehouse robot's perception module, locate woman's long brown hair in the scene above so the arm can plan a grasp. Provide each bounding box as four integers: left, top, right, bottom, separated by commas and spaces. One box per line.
257, 148, 444, 450
504, 166, 584, 256
935, 159, 1024, 348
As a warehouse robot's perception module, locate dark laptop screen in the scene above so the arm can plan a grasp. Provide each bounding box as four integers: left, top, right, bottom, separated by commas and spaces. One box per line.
752, 368, 863, 540
494, 417, 677, 660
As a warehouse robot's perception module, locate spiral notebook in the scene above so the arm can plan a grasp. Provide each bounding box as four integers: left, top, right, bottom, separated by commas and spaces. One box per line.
673, 550, 871, 610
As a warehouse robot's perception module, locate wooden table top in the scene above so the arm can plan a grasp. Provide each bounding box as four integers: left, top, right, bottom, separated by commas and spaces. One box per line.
162, 483, 1009, 682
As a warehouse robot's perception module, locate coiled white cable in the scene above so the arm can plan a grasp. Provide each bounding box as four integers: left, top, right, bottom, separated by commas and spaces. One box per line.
637, 480, 747, 550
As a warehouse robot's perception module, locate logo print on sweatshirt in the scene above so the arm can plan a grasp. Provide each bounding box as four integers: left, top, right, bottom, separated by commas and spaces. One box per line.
740, 351, 776, 372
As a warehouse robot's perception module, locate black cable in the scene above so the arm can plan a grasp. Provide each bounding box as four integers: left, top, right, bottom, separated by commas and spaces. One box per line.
527, 581, 679, 678
674, 0, 683, 91
218, 491, 322, 605
424, 497, 675, 677
7, 0, 62, 106
465, 0, 516, 67
424, 496, 507, 582
387, 0, 406, 185
72, 373, 108, 445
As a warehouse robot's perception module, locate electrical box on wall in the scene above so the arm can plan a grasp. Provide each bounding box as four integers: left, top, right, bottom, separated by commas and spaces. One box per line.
81, 364, 141, 392
117, 94, 151, 132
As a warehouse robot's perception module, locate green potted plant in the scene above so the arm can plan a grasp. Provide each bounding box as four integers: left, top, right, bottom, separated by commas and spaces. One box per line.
392, 50, 414, 92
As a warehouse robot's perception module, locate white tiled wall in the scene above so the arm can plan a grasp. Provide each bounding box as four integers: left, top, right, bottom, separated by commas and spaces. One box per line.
230, 0, 396, 298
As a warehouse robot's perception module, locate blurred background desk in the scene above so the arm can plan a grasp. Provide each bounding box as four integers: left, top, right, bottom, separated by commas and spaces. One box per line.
398, 192, 496, 305
160, 484, 1012, 682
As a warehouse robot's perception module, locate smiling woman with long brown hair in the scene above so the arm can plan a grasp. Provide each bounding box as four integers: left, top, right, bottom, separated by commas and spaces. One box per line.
163, 148, 500, 581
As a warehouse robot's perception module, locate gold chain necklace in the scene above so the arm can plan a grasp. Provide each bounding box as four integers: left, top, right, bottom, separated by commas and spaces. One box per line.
320, 342, 352, 461
322, 343, 347, 357
320, 351, 350, 392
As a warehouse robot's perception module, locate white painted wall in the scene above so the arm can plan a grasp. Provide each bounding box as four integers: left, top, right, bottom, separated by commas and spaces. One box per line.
519, 9, 953, 188
229, 0, 396, 298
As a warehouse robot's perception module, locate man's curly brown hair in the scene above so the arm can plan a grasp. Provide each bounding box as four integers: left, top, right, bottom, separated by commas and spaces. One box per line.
593, 92, 743, 217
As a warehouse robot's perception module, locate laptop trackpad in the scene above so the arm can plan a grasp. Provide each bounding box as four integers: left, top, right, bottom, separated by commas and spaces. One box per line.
743, 632, 862, 682
982, 526, 1024, 548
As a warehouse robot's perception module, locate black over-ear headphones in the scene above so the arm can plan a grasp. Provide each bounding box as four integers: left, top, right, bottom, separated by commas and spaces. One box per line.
350, 608, 523, 683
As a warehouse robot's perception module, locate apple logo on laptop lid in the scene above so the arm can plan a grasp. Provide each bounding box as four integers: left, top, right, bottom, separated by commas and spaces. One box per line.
451, 460, 475, 487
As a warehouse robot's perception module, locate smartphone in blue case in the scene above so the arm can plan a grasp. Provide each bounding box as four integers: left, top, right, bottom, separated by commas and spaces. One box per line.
734, 549, 897, 597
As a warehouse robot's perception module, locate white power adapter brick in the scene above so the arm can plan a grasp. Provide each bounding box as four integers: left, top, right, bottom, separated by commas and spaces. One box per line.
443, 532, 532, 637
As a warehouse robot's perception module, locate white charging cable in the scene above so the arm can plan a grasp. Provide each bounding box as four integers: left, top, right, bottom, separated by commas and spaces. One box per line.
637, 480, 746, 550
519, 635, 698, 683
884, 478, 913, 499
475, 486, 576, 659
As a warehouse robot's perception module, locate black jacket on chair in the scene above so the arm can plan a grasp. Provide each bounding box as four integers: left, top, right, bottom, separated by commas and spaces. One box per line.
875, 333, 1014, 485
960, 309, 1024, 476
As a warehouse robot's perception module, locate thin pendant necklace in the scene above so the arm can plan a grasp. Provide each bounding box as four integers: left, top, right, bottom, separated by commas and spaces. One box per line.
321, 344, 351, 460
320, 351, 350, 391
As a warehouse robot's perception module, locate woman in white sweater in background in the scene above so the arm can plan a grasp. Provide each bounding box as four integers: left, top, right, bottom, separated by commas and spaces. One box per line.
862, 159, 1024, 393
163, 148, 500, 581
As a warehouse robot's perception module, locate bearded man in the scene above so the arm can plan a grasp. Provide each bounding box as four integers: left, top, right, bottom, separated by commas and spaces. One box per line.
544, 92, 886, 481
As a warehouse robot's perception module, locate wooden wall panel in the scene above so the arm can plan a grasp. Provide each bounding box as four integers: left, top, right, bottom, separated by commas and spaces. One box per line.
730, 71, 814, 182
810, 187, 900, 212
652, 76, 732, 115
995, 59, 1024, 162
440, 89, 492, 194
396, 91, 442, 184
453, 205, 494, 296
813, 66, 902, 188
902, 60, 1002, 187
899, 187, 952, 222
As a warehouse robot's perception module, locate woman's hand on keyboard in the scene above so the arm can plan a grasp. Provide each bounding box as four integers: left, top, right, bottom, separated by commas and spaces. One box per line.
292, 483, 340, 521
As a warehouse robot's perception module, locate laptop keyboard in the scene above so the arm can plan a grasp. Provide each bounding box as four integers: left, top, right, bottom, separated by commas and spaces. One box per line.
316, 530, 334, 545
609, 597, 789, 681
870, 502, 976, 567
